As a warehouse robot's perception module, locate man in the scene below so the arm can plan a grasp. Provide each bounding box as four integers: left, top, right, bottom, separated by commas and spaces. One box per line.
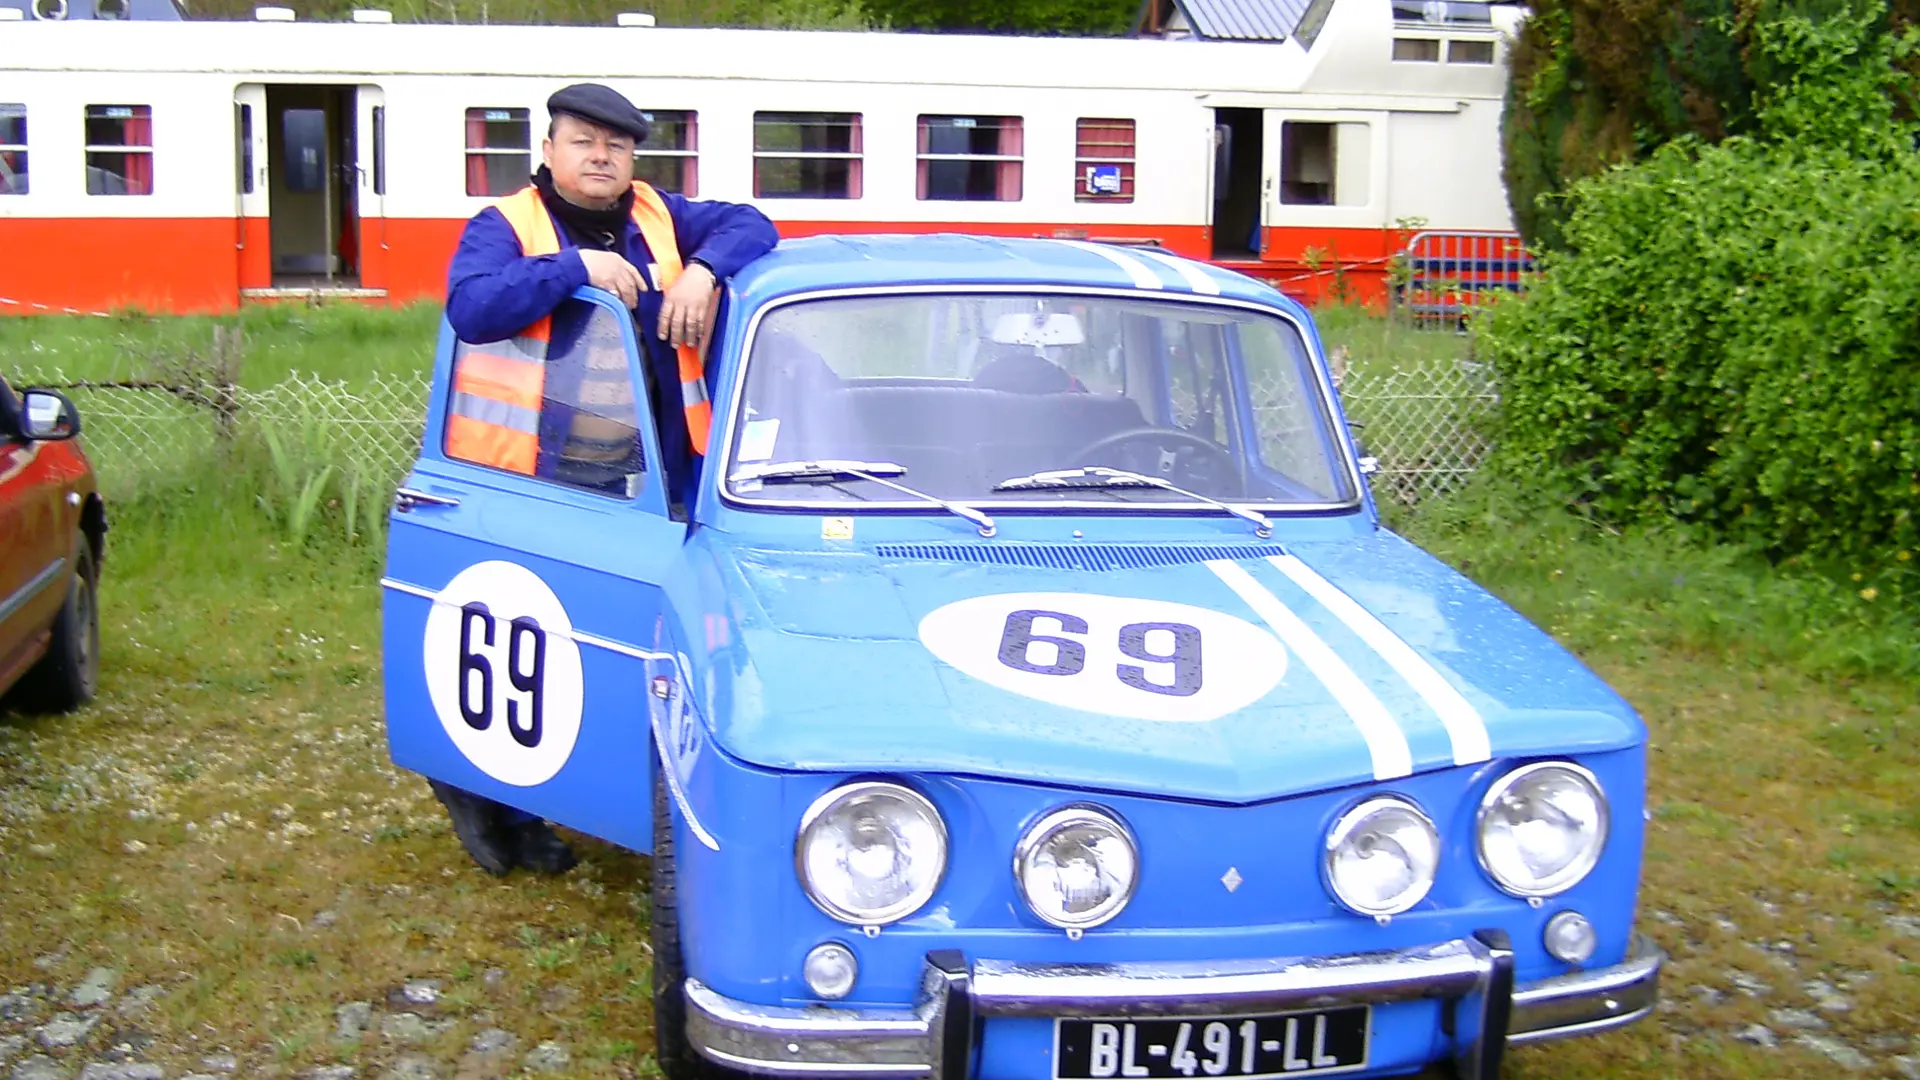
432, 83, 778, 877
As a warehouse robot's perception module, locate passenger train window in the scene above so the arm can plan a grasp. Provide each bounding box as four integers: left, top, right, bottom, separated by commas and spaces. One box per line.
283, 109, 329, 193
84, 105, 153, 196
372, 106, 386, 195
1391, 38, 1440, 62
1075, 118, 1134, 203
633, 109, 696, 196
916, 115, 1022, 202
1448, 39, 1495, 63
753, 112, 861, 199
1279, 120, 1370, 207
0, 104, 25, 196
465, 107, 530, 198
236, 103, 253, 194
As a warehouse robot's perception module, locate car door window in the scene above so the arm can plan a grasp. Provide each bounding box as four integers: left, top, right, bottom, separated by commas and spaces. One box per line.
444, 298, 648, 499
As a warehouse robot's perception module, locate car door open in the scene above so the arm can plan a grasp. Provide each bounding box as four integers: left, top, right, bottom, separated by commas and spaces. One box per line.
381, 286, 684, 852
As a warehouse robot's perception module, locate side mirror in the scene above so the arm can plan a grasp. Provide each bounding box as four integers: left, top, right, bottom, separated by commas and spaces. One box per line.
20, 389, 81, 441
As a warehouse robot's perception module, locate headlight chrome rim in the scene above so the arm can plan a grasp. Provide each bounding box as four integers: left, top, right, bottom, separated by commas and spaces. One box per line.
794, 780, 948, 927
1475, 761, 1610, 899
1322, 795, 1440, 918
1012, 804, 1141, 931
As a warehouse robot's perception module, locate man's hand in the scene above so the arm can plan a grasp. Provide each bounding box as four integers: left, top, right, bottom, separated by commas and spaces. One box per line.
658, 262, 718, 348
579, 250, 644, 309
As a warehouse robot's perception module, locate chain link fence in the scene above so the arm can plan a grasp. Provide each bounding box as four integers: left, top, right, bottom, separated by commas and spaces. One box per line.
18, 370, 429, 499
17, 326, 1493, 508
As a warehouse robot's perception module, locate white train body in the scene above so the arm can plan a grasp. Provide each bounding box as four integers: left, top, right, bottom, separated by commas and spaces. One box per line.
0, 0, 1522, 314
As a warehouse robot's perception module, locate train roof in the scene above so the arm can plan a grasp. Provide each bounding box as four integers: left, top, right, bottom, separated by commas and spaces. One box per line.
733, 235, 1308, 318
1, 2, 1521, 99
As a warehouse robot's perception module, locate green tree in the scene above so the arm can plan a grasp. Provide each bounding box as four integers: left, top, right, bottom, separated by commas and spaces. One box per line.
1501, 0, 1920, 249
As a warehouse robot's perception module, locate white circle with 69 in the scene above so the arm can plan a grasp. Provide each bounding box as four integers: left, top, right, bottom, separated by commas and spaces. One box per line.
918, 591, 1286, 723
422, 561, 585, 787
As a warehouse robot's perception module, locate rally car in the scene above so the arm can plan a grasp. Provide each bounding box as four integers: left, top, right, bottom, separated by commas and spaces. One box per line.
380, 235, 1661, 1080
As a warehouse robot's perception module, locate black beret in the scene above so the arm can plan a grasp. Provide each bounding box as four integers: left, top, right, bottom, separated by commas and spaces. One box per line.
547, 83, 650, 144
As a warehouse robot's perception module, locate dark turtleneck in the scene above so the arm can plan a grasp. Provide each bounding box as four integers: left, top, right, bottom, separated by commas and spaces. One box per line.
532, 165, 633, 251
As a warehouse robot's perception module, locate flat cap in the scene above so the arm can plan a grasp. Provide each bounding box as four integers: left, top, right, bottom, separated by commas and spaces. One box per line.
547, 83, 650, 144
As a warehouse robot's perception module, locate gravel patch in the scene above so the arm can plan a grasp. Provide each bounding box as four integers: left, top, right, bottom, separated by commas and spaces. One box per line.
468, 1030, 515, 1055
381, 1054, 439, 1080
198, 1053, 237, 1073
523, 1042, 570, 1073
111, 989, 161, 1022
1733, 1024, 1778, 1049
1892, 1054, 1920, 1080
0, 997, 43, 1025
67, 973, 116, 1011
1727, 970, 1774, 997
11, 1056, 64, 1080
1792, 1034, 1871, 1070
399, 981, 439, 1007
0, 1037, 24, 1065
306, 1066, 356, 1080
1767, 1008, 1829, 1032
1886, 914, 1920, 938
334, 1002, 373, 1042
1803, 979, 1853, 1013
77, 1064, 163, 1080
37, 1014, 99, 1049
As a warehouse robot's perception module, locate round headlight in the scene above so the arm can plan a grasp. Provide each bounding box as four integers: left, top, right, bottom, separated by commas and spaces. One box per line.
1014, 806, 1139, 930
1476, 762, 1609, 898
1323, 796, 1440, 917
795, 781, 947, 926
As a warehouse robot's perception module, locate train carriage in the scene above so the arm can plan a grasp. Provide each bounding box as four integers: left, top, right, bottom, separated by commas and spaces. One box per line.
0, 0, 1524, 315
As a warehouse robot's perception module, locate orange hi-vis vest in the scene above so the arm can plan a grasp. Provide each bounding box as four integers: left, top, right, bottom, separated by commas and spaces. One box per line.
444, 182, 715, 477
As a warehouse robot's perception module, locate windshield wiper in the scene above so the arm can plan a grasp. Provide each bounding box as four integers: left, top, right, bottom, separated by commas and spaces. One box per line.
991, 466, 1273, 538
729, 460, 997, 537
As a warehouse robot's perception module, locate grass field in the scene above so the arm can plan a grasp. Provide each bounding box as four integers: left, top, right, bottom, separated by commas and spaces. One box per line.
1, 305, 1917, 1080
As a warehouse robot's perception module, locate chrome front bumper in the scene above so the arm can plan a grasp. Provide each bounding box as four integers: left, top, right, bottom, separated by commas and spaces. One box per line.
685, 932, 1664, 1080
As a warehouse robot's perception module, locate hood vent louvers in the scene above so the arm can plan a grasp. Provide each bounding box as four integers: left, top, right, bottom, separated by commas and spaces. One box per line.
872, 542, 1287, 572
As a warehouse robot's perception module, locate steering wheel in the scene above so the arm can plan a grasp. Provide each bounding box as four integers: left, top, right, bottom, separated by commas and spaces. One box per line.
1067, 426, 1245, 495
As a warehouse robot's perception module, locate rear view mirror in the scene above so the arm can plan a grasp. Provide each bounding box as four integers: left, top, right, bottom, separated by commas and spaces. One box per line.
21, 388, 80, 441
990, 312, 1086, 347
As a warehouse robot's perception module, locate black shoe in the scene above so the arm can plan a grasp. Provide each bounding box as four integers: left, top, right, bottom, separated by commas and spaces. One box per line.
508, 818, 578, 875
428, 780, 515, 876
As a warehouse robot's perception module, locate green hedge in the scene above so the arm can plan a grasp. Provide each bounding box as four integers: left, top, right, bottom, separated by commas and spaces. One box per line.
1480, 4, 1920, 572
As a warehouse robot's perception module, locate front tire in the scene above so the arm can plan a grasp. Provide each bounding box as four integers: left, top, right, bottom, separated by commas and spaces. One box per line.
651, 743, 729, 1080
21, 540, 99, 713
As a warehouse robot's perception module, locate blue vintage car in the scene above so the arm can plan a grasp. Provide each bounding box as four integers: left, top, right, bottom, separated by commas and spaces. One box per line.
381, 235, 1662, 1080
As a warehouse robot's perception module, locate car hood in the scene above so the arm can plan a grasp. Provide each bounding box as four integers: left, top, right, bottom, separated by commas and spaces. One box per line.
696, 534, 1642, 803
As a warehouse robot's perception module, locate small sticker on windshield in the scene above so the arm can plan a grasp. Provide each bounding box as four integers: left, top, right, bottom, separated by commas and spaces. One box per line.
822, 517, 854, 541
737, 418, 781, 462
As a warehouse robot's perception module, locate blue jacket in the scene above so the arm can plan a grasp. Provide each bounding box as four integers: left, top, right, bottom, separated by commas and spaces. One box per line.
445, 188, 779, 509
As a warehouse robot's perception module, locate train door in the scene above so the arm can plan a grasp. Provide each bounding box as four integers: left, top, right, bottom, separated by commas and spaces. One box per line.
263, 84, 363, 289
235, 85, 271, 293
354, 85, 387, 292
1210, 108, 1266, 260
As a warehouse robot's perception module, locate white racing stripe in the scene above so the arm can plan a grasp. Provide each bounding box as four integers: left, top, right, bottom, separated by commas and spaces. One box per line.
1267, 555, 1492, 765
1052, 239, 1164, 290
1136, 248, 1222, 295
1206, 560, 1414, 780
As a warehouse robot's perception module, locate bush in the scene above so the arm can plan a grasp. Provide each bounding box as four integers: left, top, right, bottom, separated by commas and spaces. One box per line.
1479, 2, 1920, 575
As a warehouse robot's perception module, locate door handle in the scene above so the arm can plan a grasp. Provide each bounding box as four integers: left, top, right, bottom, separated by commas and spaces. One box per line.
395, 487, 460, 512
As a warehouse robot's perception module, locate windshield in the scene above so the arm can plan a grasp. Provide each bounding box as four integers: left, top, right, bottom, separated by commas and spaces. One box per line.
722, 292, 1358, 509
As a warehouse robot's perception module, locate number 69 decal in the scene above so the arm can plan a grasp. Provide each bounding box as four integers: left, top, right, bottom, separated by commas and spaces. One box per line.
423, 561, 585, 786
919, 592, 1287, 723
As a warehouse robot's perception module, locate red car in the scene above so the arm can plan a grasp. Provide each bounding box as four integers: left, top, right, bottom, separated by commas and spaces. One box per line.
1, 376, 105, 713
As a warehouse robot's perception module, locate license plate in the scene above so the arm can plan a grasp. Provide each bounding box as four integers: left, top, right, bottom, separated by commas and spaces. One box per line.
1054, 1007, 1370, 1080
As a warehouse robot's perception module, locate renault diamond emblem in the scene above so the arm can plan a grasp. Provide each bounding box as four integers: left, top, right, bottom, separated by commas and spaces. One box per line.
1221, 867, 1243, 893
